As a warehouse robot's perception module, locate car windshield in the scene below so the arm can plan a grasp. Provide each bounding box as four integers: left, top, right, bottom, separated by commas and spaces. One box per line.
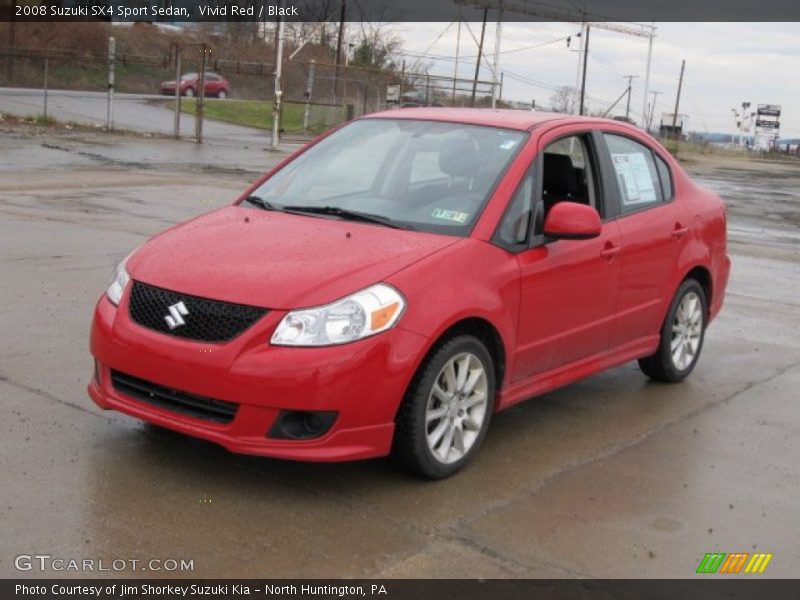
248, 118, 527, 235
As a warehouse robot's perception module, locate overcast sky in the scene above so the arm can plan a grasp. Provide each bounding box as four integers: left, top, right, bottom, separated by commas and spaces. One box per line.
393, 22, 800, 137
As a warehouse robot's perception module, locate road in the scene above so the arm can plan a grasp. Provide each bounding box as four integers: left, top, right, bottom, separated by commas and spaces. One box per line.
1, 126, 799, 578
0, 87, 273, 147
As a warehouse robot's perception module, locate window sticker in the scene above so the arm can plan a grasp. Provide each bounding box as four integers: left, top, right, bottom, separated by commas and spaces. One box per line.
611, 153, 657, 206
431, 208, 469, 224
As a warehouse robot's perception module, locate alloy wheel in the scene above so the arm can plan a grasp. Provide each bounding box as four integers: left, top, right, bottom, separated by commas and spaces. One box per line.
670, 291, 704, 370
425, 352, 488, 464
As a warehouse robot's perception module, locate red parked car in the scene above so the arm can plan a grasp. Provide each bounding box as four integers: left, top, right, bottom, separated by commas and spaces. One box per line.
89, 109, 730, 478
159, 72, 230, 98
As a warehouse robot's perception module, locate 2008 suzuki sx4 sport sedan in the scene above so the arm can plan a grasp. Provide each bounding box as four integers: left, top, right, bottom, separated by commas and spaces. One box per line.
89, 108, 730, 479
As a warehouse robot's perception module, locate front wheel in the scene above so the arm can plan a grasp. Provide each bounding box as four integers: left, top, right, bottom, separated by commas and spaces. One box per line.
392, 335, 495, 479
639, 279, 707, 383
217, 89, 228, 99
184, 87, 195, 98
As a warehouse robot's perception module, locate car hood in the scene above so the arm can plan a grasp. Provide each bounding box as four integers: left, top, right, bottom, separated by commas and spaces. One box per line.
128, 206, 460, 309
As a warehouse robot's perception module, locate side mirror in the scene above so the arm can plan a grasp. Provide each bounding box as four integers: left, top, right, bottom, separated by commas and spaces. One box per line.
543, 202, 602, 240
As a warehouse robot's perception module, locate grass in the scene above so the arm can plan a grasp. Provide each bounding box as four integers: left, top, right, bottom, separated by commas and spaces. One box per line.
173, 98, 337, 135
31, 114, 57, 125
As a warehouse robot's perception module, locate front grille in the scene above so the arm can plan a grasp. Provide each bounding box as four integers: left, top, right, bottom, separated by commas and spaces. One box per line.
129, 281, 267, 342
111, 370, 238, 424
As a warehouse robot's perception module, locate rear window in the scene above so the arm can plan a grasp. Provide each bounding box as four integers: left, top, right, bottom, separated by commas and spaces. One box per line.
603, 134, 663, 213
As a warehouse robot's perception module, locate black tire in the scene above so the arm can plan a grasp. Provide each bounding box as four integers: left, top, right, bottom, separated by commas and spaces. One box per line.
392, 335, 495, 479
638, 278, 707, 383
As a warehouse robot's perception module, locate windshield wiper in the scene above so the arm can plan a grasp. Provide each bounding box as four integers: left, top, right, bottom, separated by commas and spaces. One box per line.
243, 195, 279, 211
283, 205, 413, 230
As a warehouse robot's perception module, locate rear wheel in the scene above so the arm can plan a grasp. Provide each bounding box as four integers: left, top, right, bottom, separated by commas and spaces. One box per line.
392, 335, 495, 479
639, 279, 707, 383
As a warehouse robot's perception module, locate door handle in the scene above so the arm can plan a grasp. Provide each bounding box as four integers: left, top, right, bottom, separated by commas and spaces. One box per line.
671, 223, 689, 239
600, 243, 620, 260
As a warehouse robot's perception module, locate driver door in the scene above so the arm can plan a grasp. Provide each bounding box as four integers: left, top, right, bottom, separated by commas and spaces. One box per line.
511, 130, 622, 381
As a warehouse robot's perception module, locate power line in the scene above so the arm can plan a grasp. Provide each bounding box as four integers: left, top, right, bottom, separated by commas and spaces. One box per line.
400, 34, 570, 64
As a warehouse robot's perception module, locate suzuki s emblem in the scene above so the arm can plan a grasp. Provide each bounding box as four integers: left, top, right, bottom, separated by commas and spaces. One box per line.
165, 301, 189, 330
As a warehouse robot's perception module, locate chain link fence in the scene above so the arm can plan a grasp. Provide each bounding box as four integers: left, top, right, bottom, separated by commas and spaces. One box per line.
0, 39, 495, 141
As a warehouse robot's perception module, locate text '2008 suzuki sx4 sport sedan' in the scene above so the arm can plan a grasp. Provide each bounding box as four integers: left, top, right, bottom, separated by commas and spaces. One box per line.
89, 108, 730, 479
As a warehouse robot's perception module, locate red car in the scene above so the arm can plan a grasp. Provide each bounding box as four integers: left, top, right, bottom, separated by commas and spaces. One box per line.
159, 72, 229, 98
89, 109, 730, 478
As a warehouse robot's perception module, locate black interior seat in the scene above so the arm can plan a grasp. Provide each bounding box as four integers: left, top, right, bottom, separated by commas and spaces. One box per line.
542, 152, 591, 212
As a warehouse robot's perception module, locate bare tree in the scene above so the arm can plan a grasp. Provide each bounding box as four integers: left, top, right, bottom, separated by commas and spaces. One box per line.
549, 86, 578, 114
350, 21, 402, 71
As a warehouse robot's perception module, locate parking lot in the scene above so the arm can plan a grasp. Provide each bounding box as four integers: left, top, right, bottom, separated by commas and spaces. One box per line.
1, 123, 799, 578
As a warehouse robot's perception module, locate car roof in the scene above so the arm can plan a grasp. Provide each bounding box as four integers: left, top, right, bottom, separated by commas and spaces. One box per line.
364, 107, 630, 132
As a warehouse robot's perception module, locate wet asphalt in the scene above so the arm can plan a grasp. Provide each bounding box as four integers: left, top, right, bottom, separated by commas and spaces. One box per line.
1, 126, 799, 578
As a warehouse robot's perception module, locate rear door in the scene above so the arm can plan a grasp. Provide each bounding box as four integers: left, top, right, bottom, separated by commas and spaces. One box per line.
508, 126, 623, 381
204, 74, 221, 95
597, 130, 689, 348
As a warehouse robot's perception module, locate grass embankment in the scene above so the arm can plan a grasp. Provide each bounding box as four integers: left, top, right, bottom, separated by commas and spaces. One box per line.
174, 98, 335, 135
662, 138, 799, 164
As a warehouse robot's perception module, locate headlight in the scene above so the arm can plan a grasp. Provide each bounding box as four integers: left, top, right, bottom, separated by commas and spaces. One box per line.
271, 283, 406, 346
106, 257, 131, 306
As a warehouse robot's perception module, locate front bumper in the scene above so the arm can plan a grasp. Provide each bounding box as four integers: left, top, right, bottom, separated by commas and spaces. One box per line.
88, 292, 429, 461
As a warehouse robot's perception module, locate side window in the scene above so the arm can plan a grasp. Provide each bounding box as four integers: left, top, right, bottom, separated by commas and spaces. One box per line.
655, 154, 673, 200
603, 134, 663, 213
540, 134, 598, 220
495, 170, 534, 247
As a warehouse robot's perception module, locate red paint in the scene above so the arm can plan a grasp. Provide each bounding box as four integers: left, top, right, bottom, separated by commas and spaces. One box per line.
159, 72, 230, 97
89, 109, 731, 461
543, 202, 602, 239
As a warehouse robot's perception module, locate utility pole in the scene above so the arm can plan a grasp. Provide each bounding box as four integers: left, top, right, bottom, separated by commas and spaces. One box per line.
333, 0, 346, 104
271, 13, 285, 149
579, 25, 590, 116
173, 44, 182, 138
195, 43, 207, 144
671, 59, 685, 137
452, 19, 461, 105
470, 6, 488, 107
42, 53, 48, 121
106, 37, 116, 131
573, 23, 584, 114
498, 71, 504, 103
303, 60, 315, 132
648, 90, 662, 131
641, 32, 655, 131
491, 1, 503, 109
623, 74, 638, 121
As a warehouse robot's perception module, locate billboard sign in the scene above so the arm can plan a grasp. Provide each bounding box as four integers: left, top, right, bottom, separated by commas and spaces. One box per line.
757, 104, 781, 117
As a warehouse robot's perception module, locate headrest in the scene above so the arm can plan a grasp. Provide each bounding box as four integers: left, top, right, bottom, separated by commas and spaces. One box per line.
543, 153, 578, 196
439, 137, 481, 178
